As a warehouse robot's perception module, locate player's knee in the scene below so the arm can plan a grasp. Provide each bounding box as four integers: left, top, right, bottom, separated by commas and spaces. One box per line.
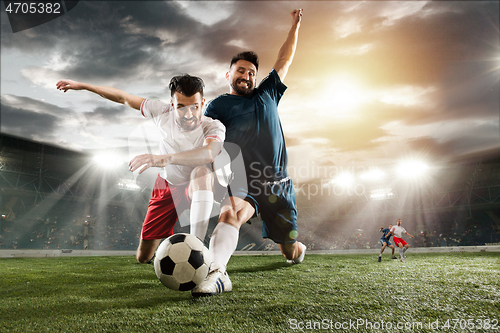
218, 209, 241, 228
190, 166, 214, 190
191, 166, 212, 179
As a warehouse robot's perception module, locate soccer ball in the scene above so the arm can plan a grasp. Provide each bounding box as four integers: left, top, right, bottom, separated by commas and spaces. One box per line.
154, 233, 210, 291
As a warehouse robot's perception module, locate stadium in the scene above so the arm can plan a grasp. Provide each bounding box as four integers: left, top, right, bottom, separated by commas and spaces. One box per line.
1, 132, 499, 332
2, 1, 499, 331
2, 133, 500, 254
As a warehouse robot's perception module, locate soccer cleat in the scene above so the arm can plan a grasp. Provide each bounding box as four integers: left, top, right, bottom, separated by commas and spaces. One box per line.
287, 242, 306, 264
191, 268, 232, 297
392, 256, 397, 259
378, 256, 382, 262
401, 258, 406, 263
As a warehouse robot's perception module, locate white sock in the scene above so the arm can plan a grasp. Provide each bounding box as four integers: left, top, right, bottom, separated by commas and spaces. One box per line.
379, 254, 382, 257
399, 248, 404, 259
403, 247, 408, 253
209, 222, 239, 273
189, 190, 213, 241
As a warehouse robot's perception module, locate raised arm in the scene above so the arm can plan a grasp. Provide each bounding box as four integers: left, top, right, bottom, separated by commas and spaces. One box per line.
129, 139, 222, 174
56, 79, 145, 110
272, 9, 303, 81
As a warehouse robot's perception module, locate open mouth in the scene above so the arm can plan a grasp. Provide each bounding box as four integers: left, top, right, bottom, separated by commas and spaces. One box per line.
237, 79, 250, 88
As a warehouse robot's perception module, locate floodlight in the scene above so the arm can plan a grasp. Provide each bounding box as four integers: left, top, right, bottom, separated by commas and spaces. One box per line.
370, 188, 394, 200
334, 172, 355, 188
116, 178, 141, 191
92, 153, 124, 169
396, 160, 428, 179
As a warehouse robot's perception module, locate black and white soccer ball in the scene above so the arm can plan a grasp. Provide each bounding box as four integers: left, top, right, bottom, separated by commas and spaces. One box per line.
154, 233, 210, 291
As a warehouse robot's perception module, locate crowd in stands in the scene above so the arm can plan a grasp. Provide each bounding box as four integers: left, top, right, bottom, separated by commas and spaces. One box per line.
1, 202, 499, 251
87, 206, 141, 250
0, 217, 85, 250
297, 214, 500, 251
297, 225, 500, 251
0, 203, 142, 251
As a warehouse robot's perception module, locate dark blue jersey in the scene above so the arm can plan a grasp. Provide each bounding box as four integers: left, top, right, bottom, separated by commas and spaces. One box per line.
381, 228, 392, 239
205, 69, 288, 182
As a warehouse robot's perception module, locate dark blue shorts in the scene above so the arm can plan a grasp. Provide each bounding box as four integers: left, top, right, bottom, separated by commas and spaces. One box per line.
229, 177, 297, 244
380, 238, 392, 247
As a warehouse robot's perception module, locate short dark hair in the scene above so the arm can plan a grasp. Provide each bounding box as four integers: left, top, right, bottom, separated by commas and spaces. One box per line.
230, 51, 259, 71
169, 74, 204, 98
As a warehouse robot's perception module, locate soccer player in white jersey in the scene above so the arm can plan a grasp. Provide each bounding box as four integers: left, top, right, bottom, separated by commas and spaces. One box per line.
56, 75, 225, 264
387, 219, 414, 262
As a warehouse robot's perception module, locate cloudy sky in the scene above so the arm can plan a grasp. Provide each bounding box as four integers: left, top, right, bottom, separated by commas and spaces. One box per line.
1, 1, 499, 182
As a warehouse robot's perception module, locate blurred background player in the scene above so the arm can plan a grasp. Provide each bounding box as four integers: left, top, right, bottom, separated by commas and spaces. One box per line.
387, 219, 415, 262
56, 75, 225, 263
192, 9, 304, 297
378, 224, 397, 262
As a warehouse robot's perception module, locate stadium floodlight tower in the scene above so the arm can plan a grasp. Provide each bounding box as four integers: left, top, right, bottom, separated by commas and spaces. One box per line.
116, 178, 141, 191
370, 188, 395, 200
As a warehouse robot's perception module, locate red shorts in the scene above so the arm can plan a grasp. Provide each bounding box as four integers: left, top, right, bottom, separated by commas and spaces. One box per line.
141, 175, 190, 240
393, 237, 407, 247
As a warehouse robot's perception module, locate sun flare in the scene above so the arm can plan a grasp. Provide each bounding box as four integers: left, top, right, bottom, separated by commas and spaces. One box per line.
325, 76, 366, 117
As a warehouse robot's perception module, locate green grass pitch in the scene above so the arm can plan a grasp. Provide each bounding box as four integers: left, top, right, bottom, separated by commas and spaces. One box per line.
1, 252, 499, 332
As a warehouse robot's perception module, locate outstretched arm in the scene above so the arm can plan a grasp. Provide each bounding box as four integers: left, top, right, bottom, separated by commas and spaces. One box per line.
129, 139, 222, 174
273, 8, 303, 81
56, 79, 145, 110
406, 232, 415, 239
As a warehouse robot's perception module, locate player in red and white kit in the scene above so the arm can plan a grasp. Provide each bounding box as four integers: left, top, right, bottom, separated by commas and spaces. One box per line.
387, 219, 414, 262
56, 75, 226, 264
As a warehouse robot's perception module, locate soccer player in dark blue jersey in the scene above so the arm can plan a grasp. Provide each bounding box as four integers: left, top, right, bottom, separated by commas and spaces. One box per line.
378, 224, 397, 262
192, 9, 304, 297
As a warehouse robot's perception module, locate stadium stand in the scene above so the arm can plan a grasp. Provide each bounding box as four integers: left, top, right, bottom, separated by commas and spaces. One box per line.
1, 133, 500, 251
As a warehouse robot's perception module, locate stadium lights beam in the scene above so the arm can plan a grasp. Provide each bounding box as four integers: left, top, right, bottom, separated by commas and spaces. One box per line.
334, 172, 355, 188
92, 153, 125, 169
359, 168, 386, 181
396, 159, 429, 179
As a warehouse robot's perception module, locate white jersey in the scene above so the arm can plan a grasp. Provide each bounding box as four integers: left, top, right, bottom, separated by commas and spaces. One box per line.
140, 99, 225, 186
391, 225, 407, 238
